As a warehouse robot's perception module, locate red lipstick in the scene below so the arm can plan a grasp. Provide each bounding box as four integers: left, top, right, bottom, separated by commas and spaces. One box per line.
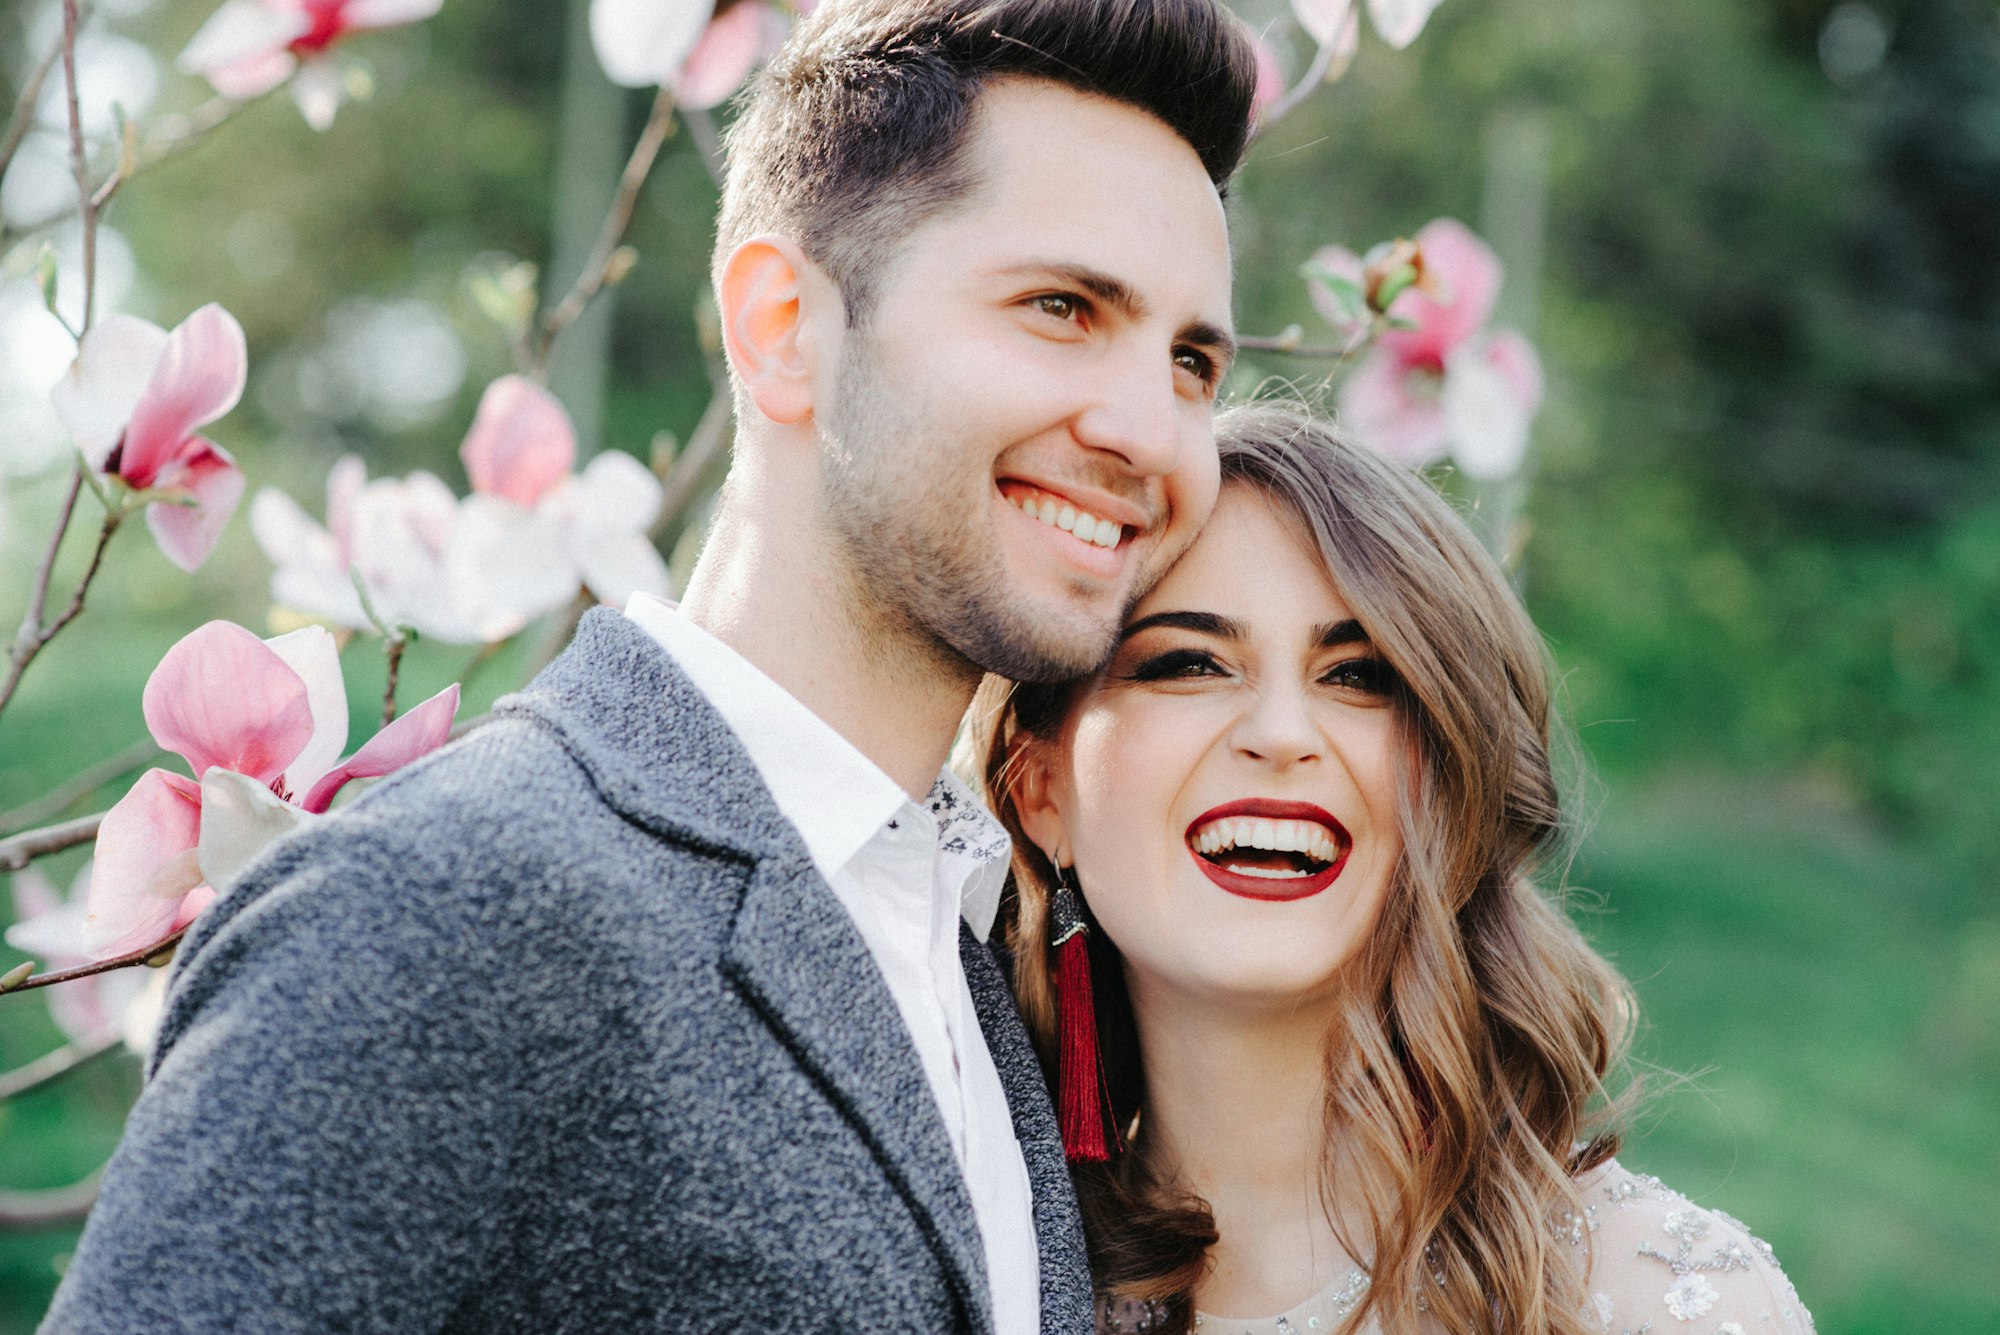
1183, 798, 1351, 903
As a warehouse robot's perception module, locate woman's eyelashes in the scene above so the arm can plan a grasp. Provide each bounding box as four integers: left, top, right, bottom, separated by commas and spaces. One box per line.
1119, 643, 1399, 697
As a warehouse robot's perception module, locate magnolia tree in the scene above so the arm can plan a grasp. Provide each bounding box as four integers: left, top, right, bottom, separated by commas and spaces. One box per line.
0, 0, 1539, 1225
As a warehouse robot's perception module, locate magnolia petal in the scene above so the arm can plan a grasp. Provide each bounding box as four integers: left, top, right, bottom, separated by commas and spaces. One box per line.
326, 453, 366, 553
5, 866, 84, 963
1305, 244, 1370, 338
143, 621, 315, 783
350, 471, 459, 635
1249, 36, 1285, 123
443, 494, 579, 643
1367, 0, 1445, 49
1291, 0, 1355, 47
206, 47, 300, 100
118, 971, 169, 1056
1380, 218, 1503, 368
262, 625, 349, 795
460, 375, 577, 507
676, 2, 783, 110
342, 0, 446, 30
579, 534, 673, 607
120, 304, 247, 485
250, 486, 332, 567
145, 440, 245, 573
1443, 332, 1543, 481
590, 0, 714, 88
82, 770, 204, 960
1338, 347, 1449, 467
291, 57, 346, 131
50, 314, 169, 468
197, 768, 313, 893
570, 448, 663, 535
1480, 327, 1546, 411
178, 1, 312, 77
301, 684, 459, 813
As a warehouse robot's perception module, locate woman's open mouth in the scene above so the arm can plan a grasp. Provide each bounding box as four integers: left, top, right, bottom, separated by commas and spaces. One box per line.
1184, 799, 1351, 902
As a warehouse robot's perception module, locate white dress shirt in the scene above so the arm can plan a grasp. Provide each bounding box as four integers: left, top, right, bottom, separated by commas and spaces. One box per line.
623, 594, 1040, 1335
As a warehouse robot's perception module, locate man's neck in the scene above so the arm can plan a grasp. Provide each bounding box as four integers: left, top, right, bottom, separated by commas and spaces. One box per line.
676, 494, 979, 802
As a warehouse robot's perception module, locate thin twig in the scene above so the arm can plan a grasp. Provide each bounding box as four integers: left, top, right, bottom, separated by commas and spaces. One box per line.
2, 929, 183, 993
678, 105, 726, 188
1256, 29, 1341, 135
1236, 333, 1356, 359
0, 7, 74, 184
652, 374, 733, 540
0, 1032, 120, 1101
0, 738, 158, 836
534, 86, 679, 369
60, 0, 96, 332
381, 635, 406, 727
0, 506, 123, 717
0, 92, 255, 246
0, 811, 104, 874
0, 1172, 102, 1231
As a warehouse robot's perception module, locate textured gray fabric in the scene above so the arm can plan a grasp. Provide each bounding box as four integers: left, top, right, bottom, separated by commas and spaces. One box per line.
42, 609, 1091, 1334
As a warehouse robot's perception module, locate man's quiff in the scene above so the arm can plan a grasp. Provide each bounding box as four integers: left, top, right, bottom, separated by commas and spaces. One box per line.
715, 0, 1259, 320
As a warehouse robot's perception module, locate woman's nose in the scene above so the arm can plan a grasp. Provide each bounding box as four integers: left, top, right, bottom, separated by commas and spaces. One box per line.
1229, 683, 1324, 769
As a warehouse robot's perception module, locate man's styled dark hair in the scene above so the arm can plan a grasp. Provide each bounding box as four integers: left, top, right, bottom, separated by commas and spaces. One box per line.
715, 0, 1260, 319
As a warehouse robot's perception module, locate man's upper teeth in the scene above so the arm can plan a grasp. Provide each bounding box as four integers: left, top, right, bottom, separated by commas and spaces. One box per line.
1192, 816, 1340, 863
1013, 492, 1121, 548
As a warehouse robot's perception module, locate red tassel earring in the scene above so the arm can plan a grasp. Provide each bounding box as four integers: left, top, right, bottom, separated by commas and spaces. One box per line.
1048, 864, 1114, 1164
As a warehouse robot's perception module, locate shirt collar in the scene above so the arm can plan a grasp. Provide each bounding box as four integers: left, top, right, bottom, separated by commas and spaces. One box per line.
622, 595, 1010, 940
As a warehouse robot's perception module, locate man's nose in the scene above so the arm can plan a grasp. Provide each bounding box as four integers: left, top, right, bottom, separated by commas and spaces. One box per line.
1069, 346, 1182, 478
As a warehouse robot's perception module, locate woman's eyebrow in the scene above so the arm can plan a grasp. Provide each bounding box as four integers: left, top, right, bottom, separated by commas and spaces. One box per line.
1117, 610, 1242, 643
1317, 619, 1369, 649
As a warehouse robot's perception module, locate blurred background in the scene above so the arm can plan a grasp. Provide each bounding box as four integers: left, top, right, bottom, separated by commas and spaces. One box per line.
2, 0, 1996, 1329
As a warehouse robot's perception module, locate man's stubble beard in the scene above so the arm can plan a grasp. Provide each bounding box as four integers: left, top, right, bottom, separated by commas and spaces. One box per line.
815, 331, 1134, 687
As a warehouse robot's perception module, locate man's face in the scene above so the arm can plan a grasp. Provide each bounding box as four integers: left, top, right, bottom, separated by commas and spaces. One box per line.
815, 79, 1235, 683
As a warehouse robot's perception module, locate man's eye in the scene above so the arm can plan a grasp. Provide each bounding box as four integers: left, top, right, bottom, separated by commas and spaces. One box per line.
1030, 293, 1083, 322
1123, 648, 1224, 682
1321, 656, 1397, 697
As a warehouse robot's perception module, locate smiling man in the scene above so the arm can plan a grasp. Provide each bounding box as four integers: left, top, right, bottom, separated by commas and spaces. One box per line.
43, 4, 1257, 1334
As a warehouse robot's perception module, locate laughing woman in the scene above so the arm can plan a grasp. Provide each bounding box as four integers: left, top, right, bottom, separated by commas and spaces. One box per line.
970, 406, 1814, 1335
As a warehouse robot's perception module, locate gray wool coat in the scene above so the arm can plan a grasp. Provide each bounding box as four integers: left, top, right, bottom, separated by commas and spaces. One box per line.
42, 609, 1092, 1334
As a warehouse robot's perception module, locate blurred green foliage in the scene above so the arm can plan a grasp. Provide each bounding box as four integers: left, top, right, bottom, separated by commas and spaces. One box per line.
3, 0, 1996, 1329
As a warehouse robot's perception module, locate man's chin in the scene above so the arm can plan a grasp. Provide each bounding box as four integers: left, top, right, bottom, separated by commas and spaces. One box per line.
942, 603, 1121, 685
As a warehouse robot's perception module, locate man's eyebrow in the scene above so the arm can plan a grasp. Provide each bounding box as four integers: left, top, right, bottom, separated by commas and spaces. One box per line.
995, 261, 1148, 319
1182, 318, 1238, 375
1117, 610, 1243, 643
1316, 619, 1369, 649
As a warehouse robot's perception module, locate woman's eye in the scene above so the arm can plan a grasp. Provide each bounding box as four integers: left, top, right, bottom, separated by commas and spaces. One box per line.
1123, 648, 1224, 682
1030, 293, 1083, 322
1321, 656, 1397, 696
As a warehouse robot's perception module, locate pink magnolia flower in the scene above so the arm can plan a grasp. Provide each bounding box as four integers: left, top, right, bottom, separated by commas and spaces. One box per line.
1332, 218, 1545, 480
178, 0, 444, 130
50, 304, 248, 572
82, 621, 459, 960
6, 863, 167, 1053
1292, 0, 1443, 52
449, 374, 671, 629
590, 0, 793, 110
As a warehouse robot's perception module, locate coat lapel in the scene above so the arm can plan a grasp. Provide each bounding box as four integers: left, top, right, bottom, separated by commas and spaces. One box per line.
962, 928, 1095, 1334
500, 610, 995, 1333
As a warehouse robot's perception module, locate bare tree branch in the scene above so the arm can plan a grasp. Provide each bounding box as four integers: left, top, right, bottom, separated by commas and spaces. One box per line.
0, 503, 124, 720
0, 738, 158, 836
1, 929, 183, 994
0, 6, 75, 184
0, 1172, 101, 1231
534, 86, 679, 370
0, 1032, 120, 1101
0, 811, 104, 874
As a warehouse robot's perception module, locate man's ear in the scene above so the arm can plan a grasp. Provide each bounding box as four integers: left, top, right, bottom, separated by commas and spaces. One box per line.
716, 236, 824, 426
1009, 738, 1070, 867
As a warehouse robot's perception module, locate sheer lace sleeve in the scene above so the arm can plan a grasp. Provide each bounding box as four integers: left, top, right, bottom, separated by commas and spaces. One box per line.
1570, 1159, 1816, 1334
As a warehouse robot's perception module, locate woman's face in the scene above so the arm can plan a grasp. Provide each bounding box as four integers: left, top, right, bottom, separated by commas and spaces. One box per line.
1021, 487, 1407, 1013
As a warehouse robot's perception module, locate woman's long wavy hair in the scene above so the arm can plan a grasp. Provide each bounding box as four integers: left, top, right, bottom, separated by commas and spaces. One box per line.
965, 404, 1640, 1334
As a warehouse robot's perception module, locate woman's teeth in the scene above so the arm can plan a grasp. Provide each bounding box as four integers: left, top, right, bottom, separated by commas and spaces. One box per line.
1010, 491, 1123, 549
1191, 816, 1342, 866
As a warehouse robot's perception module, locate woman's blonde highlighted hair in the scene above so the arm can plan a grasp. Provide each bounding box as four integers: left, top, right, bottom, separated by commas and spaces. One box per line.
967, 404, 1639, 1334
